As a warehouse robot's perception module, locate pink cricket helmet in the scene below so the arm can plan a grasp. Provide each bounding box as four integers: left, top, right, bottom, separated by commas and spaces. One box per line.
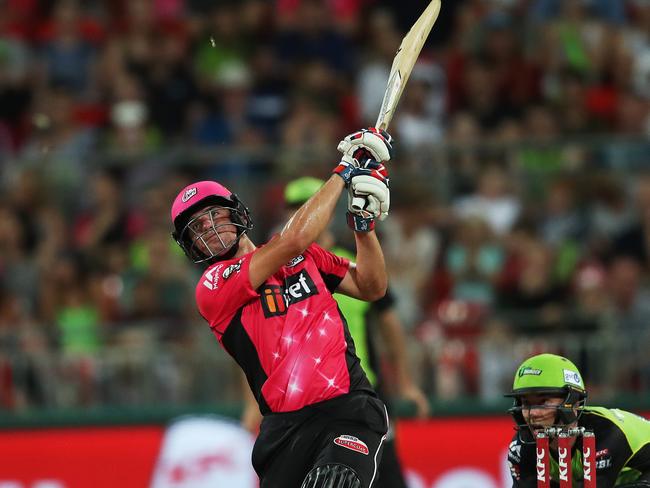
170, 181, 253, 263
171, 181, 233, 225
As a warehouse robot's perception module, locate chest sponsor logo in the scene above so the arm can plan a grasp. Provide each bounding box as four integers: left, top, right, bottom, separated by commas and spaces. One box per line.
285, 255, 304, 267
202, 265, 224, 290
333, 435, 369, 455
595, 455, 612, 469
260, 270, 318, 318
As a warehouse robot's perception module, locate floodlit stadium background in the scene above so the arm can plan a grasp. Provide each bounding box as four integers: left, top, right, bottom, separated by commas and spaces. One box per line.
0, 0, 649, 486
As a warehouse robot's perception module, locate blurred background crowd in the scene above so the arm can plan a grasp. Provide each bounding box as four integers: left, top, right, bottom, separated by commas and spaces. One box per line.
1, 0, 650, 414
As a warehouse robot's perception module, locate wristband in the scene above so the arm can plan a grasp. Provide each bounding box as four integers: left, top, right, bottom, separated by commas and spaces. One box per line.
347, 211, 375, 232
333, 161, 355, 186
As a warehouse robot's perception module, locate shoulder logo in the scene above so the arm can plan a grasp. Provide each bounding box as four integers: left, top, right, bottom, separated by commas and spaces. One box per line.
222, 260, 243, 280
285, 255, 305, 268
519, 367, 542, 377
333, 435, 369, 455
202, 264, 224, 290
181, 187, 197, 203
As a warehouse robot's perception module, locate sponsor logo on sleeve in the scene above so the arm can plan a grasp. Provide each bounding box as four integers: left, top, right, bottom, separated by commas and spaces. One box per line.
333, 435, 369, 455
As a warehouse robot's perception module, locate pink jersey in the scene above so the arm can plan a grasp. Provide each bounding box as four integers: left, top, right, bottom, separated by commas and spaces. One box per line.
195, 243, 373, 414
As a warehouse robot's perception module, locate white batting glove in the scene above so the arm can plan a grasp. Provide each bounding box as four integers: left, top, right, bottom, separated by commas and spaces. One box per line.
349, 175, 390, 221
337, 127, 393, 168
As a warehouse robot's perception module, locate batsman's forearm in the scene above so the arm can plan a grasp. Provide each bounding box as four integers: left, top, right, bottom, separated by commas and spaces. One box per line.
353, 231, 387, 300
281, 175, 344, 250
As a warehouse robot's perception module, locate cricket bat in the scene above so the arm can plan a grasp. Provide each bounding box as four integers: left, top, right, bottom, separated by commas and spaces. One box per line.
375, 0, 442, 131
351, 1, 441, 215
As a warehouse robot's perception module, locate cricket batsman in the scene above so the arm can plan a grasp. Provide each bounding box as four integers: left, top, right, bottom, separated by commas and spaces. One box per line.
170, 128, 393, 487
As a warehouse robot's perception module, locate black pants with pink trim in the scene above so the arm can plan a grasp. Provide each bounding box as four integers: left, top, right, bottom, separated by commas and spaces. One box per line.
252, 391, 389, 488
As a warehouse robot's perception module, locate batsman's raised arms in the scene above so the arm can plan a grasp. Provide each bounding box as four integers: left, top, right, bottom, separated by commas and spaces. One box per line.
376, 0, 442, 131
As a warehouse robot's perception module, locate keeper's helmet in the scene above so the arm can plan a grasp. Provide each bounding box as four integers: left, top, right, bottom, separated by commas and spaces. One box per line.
171, 181, 253, 264
284, 177, 325, 207
505, 353, 587, 443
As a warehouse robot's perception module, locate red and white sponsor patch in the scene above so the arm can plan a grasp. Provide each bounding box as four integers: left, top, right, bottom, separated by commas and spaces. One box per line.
333, 435, 369, 455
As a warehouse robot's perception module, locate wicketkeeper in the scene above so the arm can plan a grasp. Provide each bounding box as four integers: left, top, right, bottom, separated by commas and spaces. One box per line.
506, 353, 650, 487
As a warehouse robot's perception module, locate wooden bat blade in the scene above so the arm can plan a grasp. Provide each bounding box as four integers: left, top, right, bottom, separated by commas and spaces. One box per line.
375, 0, 441, 131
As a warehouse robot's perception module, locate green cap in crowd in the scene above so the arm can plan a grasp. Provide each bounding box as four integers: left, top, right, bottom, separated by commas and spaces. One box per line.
284, 177, 325, 206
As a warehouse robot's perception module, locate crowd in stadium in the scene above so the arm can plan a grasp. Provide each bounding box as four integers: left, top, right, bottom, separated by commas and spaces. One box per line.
0, 0, 649, 411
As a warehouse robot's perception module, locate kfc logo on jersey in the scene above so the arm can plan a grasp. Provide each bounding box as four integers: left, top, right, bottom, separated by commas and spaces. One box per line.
334, 435, 369, 455
203, 265, 224, 290
222, 260, 242, 280
260, 271, 318, 318
285, 255, 305, 268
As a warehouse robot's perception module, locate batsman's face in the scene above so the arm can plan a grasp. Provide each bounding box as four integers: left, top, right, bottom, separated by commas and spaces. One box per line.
188, 206, 237, 256
520, 394, 565, 432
